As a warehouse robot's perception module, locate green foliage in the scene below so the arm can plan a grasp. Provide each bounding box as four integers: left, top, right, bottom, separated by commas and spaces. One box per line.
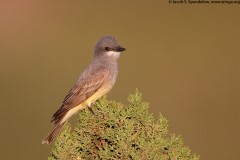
48, 90, 199, 160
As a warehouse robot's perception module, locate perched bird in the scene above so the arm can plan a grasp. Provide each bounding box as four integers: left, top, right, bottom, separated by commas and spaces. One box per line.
42, 36, 126, 144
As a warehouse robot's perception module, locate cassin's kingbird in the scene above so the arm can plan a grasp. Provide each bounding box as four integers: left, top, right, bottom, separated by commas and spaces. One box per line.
42, 36, 126, 144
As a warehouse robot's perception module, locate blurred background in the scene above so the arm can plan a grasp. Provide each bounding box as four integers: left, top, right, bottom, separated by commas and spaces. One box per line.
0, 0, 239, 159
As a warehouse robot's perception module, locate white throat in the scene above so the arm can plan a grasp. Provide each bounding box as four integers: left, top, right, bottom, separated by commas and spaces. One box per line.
106, 51, 120, 59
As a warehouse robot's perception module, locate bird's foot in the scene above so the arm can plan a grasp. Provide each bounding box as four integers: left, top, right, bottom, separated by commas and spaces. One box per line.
88, 105, 97, 119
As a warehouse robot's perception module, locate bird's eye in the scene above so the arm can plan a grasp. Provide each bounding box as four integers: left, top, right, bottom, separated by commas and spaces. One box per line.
105, 47, 110, 51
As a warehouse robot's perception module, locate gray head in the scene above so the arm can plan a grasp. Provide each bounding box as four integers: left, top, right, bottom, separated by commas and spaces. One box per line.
94, 36, 126, 60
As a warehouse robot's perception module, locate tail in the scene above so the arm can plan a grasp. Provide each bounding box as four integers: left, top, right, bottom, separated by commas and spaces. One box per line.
42, 104, 70, 145
42, 104, 84, 144
42, 121, 67, 145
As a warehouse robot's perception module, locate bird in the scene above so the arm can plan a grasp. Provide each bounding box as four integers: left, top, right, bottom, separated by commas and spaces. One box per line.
42, 36, 126, 144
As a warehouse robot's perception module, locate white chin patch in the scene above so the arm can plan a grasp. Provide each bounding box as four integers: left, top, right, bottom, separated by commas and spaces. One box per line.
106, 51, 120, 58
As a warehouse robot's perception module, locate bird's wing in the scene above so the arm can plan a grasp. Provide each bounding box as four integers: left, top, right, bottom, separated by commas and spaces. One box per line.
52, 65, 109, 124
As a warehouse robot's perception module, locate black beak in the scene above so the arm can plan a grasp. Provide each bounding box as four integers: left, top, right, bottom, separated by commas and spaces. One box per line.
116, 46, 126, 52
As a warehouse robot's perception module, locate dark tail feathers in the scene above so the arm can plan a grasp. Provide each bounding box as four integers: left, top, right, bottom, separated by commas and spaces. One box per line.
42, 121, 66, 145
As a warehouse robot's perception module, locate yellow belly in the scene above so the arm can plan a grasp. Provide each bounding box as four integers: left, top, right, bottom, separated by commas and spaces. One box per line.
61, 86, 112, 123
84, 85, 111, 107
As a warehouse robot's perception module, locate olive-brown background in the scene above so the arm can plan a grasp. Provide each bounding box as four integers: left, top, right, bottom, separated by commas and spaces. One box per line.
1, 1, 239, 160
